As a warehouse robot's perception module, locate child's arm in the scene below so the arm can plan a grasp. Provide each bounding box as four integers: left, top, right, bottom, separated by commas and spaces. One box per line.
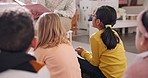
79, 37, 102, 67
75, 36, 102, 67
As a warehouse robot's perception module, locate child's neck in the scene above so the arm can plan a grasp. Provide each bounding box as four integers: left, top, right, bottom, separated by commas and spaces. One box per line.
98, 25, 105, 30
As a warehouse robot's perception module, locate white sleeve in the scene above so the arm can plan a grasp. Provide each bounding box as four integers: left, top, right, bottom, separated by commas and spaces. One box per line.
56, 0, 76, 18
37, 0, 46, 6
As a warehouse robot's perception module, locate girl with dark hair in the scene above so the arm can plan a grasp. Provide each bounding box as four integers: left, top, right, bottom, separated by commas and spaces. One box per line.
75, 6, 127, 78
123, 10, 148, 78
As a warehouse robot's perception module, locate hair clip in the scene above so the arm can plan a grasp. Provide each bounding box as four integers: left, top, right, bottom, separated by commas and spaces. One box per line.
105, 25, 112, 28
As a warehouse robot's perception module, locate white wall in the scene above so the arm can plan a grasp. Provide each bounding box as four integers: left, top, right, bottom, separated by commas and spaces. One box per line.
79, 0, 92, 30
97, 0, 118, 11
143, 0, 148, 9
79, 0, 119, 30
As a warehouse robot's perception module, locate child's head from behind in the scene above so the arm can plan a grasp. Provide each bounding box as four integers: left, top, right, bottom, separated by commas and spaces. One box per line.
136, 10, 148, 52
93, 5, 117, 29
93, 6, 119, 50
0, 7, 34, 52
36, 12, 69, 49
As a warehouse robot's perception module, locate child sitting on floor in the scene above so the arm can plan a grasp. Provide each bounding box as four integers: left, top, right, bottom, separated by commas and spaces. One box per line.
75, 6, 127, 78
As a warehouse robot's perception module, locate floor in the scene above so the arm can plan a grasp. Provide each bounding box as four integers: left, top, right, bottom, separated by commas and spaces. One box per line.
73, 30, 138, 53
72, 29, 137, 66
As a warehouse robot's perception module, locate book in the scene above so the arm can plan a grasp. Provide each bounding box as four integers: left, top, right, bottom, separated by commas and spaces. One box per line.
24, 4, 50, 14
24, 4, 51, 19
13, 0, 51, 19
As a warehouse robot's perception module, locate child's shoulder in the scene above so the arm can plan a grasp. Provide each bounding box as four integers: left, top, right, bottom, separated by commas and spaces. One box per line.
90, 30, 104, 41
93, 30, 103, 36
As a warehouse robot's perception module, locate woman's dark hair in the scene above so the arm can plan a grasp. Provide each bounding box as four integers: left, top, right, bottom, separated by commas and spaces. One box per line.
96, 6, 119, 50
142, 10, 148, 32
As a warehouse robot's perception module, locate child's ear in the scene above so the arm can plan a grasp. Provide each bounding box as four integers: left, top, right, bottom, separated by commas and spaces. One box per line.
31, 36, 38, 48
96, 19, 101, 26
140, 35, 148, 47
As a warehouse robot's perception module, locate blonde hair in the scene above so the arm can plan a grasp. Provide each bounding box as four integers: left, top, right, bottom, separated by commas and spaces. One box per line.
35, 12, 69, 49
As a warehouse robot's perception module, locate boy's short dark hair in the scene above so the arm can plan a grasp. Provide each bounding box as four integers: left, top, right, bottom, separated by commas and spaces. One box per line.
0, 7, 35, 52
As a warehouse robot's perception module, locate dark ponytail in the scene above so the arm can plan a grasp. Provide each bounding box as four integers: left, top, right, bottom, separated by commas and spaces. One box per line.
101, 27, 119, 50
96, 6, 119, 50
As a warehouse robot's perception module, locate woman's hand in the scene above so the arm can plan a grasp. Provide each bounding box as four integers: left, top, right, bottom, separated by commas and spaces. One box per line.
31, 9, 43, 20
75, 47, 84, 56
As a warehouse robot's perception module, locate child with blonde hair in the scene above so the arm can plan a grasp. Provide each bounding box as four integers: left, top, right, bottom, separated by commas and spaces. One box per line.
34, 12, 81, 78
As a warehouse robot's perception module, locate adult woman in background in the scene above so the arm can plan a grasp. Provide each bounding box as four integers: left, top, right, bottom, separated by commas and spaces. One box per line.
37, 0, 76, 31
